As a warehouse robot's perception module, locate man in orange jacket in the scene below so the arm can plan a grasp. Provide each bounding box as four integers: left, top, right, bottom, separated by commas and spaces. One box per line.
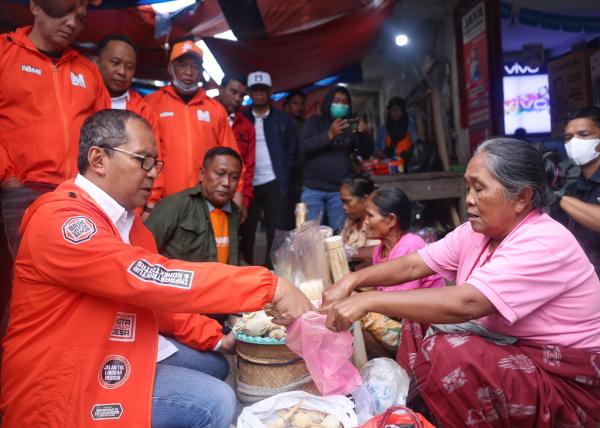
145, 40, 244, 207
0, 0, 111, 258
0, 109, 310, 427
95, 34, 163, 211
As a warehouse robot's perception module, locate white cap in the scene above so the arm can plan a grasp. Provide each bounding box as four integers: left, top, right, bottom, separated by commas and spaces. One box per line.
247, 71, 272, 88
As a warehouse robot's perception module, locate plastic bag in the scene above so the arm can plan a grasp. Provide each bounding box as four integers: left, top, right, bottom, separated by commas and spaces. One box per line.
360, 358, 410, 414
286, 312, 362, 396
237, 391, 358, 428
271, 220, 330, 289
358, 405, 435, 428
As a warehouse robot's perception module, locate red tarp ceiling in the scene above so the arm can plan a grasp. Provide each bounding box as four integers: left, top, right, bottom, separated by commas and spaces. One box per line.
0, 0, 394, 90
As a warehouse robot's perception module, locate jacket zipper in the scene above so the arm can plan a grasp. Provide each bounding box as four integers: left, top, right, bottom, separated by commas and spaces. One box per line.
185, 105, 193, 187
52, 63, 71, 178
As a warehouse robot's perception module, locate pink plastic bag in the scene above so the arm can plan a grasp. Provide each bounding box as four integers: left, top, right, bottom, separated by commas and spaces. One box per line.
286, 312, 362, 396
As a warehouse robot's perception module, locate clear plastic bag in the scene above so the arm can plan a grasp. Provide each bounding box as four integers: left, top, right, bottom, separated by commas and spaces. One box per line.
286, 312, 362, 396
271, 220, 331, 289
359, 358, 410, 415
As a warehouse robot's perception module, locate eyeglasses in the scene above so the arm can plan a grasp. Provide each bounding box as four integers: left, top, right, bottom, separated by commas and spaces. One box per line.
99, 145, 164, 174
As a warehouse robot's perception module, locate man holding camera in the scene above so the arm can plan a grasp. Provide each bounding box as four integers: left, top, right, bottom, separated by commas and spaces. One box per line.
300, 85, 373, 232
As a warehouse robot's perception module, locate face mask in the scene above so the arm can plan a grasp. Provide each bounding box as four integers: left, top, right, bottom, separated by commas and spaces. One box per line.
172, 77, 200, 95
330, 103, 349, 119
565, 137, 600, 166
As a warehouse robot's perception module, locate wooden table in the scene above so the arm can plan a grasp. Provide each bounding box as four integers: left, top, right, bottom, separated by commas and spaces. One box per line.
372, 171, 466, 226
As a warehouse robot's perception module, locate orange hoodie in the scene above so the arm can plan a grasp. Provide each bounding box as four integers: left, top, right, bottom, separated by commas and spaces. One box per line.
0, 179, 276, 427
0, 26, 111, 187
145, 85, 243, 197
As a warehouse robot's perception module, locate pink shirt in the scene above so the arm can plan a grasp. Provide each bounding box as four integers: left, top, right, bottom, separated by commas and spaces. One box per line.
419, 210, 600, 351
374, 233, 445, 291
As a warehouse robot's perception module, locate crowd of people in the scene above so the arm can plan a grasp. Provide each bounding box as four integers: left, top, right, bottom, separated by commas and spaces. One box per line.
0, 1, 599, 427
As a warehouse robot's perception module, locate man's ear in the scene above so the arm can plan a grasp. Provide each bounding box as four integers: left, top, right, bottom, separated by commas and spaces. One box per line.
199, 166, 205, 183
92, 55, 100, 66
30, 0, 41, 17
87, 146, 107, 176
167, 63, 174, 80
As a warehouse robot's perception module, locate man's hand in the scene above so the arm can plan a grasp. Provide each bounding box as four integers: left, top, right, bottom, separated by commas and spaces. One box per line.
268, 277, 313, 325
321, 292, 371, 332
328, 119, 348, 141
218, 332, 236, 354
322, 272, 356, 306
0, 177, 22, 191
233, 192, 243, 209
240, 205, 248, 224
357, 117, 369, 134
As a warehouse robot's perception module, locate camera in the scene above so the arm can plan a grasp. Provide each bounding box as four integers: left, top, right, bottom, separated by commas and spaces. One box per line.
347, 117, 359, 132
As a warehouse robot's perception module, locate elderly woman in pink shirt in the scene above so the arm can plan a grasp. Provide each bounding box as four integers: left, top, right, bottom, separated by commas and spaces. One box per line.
322, 138, 600, 428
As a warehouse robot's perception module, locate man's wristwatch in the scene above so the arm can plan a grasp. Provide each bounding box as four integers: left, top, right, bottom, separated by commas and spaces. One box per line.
143, 205, 153, 214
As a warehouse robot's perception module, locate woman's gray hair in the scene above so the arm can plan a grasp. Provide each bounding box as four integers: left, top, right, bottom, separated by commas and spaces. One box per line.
474, 137, 554, 210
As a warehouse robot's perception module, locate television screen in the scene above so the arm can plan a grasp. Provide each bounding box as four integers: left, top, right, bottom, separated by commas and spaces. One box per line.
503, 74, 551, 135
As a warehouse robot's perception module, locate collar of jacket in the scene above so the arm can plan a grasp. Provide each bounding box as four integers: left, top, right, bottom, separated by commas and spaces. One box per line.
187, 185, 239, 214
163, 84, 207, 105
11, 26, 78, 65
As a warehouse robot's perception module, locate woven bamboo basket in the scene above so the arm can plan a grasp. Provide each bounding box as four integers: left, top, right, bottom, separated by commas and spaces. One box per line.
235, 339, 319, 397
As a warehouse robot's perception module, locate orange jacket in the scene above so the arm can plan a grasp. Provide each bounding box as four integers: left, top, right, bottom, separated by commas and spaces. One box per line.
0, 26, 111, 186
123, 89, 164, 203
0, 179, 276, 427
145, 85, 243, 197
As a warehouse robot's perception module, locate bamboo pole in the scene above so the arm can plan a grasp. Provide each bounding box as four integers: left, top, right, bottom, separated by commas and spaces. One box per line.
324, 236, 368, 369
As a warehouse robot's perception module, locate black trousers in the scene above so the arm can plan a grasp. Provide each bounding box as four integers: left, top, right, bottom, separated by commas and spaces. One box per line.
240, 180, 288, 268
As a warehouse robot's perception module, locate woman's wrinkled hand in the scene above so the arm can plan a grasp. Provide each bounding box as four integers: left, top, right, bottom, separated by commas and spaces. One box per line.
322, 273, 356, 306
320, 293, 370, 332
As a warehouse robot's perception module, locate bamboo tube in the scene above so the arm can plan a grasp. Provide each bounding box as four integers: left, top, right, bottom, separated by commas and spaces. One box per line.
295, 203, 307, 230
324, 236, 368, 369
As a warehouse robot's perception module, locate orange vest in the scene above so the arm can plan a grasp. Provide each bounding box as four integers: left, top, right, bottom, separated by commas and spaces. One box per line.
0, 179, 276, 427
145, 86, 243, 197
0, 26, 111, 186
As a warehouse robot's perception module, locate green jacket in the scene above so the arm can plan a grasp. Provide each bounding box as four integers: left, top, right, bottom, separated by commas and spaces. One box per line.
145, 185, 240, 265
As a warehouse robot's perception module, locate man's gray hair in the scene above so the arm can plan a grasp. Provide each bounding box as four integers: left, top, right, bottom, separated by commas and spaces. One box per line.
475, 137, 554, 210
77, 109, 150, 173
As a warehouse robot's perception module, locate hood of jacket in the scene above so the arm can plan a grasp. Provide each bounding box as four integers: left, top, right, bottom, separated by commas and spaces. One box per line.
320, 85, 354, 120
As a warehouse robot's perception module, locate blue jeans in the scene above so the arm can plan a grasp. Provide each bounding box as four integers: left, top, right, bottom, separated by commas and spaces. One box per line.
301, 186, 345, 232
152, 337, 236, 428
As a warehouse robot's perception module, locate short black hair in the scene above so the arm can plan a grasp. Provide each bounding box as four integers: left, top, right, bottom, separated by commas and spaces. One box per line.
221, 75, 247, 88
97, 34, 138, 56
566, 107, 600, 129
202, 147, 243, 169
370, 187, 413, 231
341, 175, 376, 197
283, 89, 306, 106
78, 109, 150, 173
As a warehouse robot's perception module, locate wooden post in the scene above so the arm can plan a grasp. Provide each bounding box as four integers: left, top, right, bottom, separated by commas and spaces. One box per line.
431, 87, 450, 172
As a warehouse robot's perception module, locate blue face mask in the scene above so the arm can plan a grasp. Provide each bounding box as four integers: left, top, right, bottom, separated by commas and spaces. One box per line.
330, 103, 349, 119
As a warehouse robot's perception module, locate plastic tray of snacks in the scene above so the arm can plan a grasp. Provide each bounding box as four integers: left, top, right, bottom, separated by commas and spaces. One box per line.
232, 329, 286, 345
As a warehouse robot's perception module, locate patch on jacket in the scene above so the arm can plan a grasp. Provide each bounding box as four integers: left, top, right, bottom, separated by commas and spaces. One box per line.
62, 216, 97, 244
109, 312, 136, 342
197, 110, 210, 122
98, 355, 131, 389
127, 259, 194, 289
91, 403, 123, 420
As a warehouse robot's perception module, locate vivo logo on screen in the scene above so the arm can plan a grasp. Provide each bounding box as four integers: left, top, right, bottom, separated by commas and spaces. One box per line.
504, 62, 540, 76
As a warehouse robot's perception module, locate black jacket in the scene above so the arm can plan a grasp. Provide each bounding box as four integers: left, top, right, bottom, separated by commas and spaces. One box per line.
301, 86, 373, 191
243, 107, 298, 194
